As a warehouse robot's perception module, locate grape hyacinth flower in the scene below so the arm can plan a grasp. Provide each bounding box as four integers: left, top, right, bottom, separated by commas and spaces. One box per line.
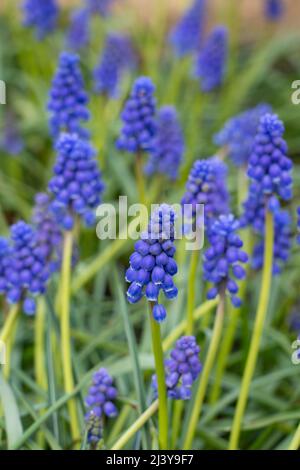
5, 222, 50, 315
116, 77, 156, 153
86, 0, 114, 16
126, 204, 178, 322
265, 0, 284, 21
214, 104, 272, 167
66, 8, 90, 51
144, 106, 184, 181
152, 336, 202, 400
94, 33, 136, 98
252, 210, 292, 274
22, 0, 59, 39
203, 214, 248, 307
0, 238, 11, 296
194, 26, 228, 93
48, 52, 90, 139
0, 111, 24, 156
48, 133, 105, 231
181, 157, 229, 231
169, 0, 206, 57
85, 368, 118, 445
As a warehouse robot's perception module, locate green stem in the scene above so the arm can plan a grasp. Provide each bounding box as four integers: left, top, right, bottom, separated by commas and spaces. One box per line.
186, 250, 200, 335
149, 304, 168, 449
171, 400, 184, 449
135, 151, 146, 205
60, 231, 80, 443
229, 210, 274, 450
0, 303, 19, 344
111, 400, 159, 450
34, 297, 47, 446
289, 423, 300, 450
183, 293, 225, 449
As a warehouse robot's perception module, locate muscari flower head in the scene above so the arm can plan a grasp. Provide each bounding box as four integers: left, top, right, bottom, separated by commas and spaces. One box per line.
214, 104, 272, 167
85, 368, 118, 445
204, 214, 248, 307
94, 33, 136, 98
194, 25, 228, 93
0, 238, 11, 296
32, 193, 63, 273
169, 0, 206, 57
48, 52, 90, 140
22, 0, 59, 39
152, 336, 202, 400
66, 8, 90, 51
144, 106, 185, 181
48, 133, 105, 231
116, 77, 156, 153
5, 222, 50, 315
252, 209, 292, 275
181, 157, 229, 231
265, 0, 284, 21
126, 204, 178, 323
86, 0, 114, 16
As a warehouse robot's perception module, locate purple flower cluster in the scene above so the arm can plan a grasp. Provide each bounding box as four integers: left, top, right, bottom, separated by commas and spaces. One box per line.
22, 0, 59, 39
195, 26, 228, 93
297, 207, 300, 244
247, 114, 293, 202
144, 106, 184, 181
214, 104, 272, 167
0, 111, 24, 156
204, 214, 248, 307
48, 52, 90, 139
252, 210, 291, 275
94, 33, 136, 98
66, 8, 90, 51
152, 336, 202, 400
4, 222, 50, 315
265, 0, 284, 21
85, 368, 118, 444
86, 0, 114, 16
48, 133, 105, 230
181, 157, 229, 230
126, 204, 178, 323
0, 238, 11, 296
116, 77, 156, 153
169, 0, 206, 57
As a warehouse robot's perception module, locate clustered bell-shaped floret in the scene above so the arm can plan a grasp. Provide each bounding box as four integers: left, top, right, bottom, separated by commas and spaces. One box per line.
48, 52, 90, 139
66, 8, 90, 51
204, 214, 248, 307
152, 336, 202, 400
214, 104, 272, 167
126, 204, 178, 323
169, 0, 206, 57
194, 25, 228, 93
94, 33, 136, 98
85, 368, 118, 445
48, 133, 105, 230
22, 0, 58, 39
252, 210, 291, 275
145, 106, 184, 181
116, 77, 156, 153
5, 222, 50, 315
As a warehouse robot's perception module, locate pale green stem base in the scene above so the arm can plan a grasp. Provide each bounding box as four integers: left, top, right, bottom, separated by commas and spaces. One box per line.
289, 423, 300, 450
229, 210, 274, 450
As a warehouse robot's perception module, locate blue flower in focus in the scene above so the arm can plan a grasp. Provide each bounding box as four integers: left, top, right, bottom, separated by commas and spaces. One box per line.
214, 104, 272, 167
126, 204, 178, 323
265, 0, 284, 21
252, 209, 292, 275
152, 336, 202, 400
48, 52, 90, 139
116, 77, 156, 153
145, 106, 184, 181
48, 133, 105, 231
247, 113, 293, 202
86, 0, 114, 16
22, 0, 59, 39
5, 222, 50, 315
85, 368, 118, 445
194, 26, 228, 92
94, 33, 136, 98
204, 214, 248, 307
169, 0, 206, 57
181, 157, 229, 231
66, 8, 90, 51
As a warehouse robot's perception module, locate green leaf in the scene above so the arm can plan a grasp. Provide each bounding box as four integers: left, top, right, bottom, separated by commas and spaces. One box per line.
0, 372, 23, 449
